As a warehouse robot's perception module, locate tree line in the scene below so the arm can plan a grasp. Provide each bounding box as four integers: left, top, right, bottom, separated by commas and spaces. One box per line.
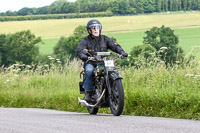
1, 0, 200, 16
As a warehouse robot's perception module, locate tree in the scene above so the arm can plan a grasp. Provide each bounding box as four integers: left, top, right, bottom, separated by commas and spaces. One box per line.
2, 30, 41, 66
143, 25, 184, 64
53, 25, 87, 62
17, 7, 37, 16
37, 6, 49, 14
0, 34, 6, 65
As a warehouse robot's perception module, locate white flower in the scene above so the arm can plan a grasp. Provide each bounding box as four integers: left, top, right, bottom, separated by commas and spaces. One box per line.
185, 74, 194, 77
47, 56, 52, 58
49, 57, 54, 60
56, 59, 60, 61
26, 65, 32, 68
12, 70, 18, 72
149, 52, 155, 55
14, 64, 19, 66
44, 65, 49, 67
57, 61, 62, 63
160, 47, 168, 50
14, 74, 19, 77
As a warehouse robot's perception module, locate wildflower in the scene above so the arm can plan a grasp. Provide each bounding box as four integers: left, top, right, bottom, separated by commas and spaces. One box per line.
44, 65, 49, 67
47, 56, 51, 58
14, 74, 19, 77
160, 47, 168, 50
175, 61, 180, 64
12, 70, 18, 72
26, 65, 32, 68
194, 75, 200, 79
14, 64, 19, 66
185, 74, 194, 77
57, 61, 62, 63
56, 59, 60, 61
49, 57, 54, 60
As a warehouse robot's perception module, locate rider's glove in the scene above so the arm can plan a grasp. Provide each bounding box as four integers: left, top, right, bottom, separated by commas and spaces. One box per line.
81, 55, 88, 61
88, 57, 95, 60
121, 52, 128, 58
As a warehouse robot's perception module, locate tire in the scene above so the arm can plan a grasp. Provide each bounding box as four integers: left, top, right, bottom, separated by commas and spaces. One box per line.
109, 79, 124, 116
87, 107, 99, 115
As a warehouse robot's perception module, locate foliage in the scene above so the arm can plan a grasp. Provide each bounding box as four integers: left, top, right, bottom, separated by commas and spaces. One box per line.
0, 34, 6, 65
53, 25, 87, 62
129, 44, 156, 66
143, 25, 184, 65
1, 30, 41, 66
1, 59, 200, 120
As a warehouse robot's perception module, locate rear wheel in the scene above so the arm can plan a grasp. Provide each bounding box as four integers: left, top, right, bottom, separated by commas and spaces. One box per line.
109, 79, 124, 116
87, 107, 99, 115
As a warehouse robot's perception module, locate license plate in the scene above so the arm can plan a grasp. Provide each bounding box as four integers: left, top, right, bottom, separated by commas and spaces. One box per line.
104, 60, 114, 67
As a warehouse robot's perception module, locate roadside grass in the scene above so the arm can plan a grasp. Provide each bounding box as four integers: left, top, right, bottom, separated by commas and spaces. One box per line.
0, 59, 200, 119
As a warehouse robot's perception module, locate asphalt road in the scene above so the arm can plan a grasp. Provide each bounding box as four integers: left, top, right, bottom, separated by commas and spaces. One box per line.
0, 108, 199, 133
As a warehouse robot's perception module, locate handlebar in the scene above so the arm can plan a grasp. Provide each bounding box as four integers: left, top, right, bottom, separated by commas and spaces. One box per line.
86, 54, 128, 63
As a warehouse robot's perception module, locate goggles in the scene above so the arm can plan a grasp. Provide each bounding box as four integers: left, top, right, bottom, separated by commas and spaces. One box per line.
89, 24, 101, 30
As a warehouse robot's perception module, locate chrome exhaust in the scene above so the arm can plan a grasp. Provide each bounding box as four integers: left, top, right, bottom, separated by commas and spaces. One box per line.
78, 89, 106, 108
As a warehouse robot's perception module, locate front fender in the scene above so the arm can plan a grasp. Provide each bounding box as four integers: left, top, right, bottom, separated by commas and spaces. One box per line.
110, 72, 123, 80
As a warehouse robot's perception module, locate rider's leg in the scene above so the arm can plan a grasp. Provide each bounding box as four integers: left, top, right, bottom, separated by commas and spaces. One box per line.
83, 64, 94, 101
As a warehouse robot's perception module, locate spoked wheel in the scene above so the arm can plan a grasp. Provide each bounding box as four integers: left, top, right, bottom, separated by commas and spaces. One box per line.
109, 79, 124, 116
87, 107, 99, 115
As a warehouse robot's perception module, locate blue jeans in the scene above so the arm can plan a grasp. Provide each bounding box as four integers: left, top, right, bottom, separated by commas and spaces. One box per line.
83, 64, 95, 91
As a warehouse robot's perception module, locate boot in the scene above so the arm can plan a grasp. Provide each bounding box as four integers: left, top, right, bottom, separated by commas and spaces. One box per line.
84, 91, 92, 102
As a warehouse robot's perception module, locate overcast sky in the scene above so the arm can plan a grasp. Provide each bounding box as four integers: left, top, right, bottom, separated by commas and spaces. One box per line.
0, 0, 76, 13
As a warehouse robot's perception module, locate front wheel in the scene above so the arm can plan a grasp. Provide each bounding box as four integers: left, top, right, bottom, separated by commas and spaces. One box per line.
109, 79, 124, 116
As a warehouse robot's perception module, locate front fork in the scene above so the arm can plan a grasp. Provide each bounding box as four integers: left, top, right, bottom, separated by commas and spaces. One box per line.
105, 70, 123, 97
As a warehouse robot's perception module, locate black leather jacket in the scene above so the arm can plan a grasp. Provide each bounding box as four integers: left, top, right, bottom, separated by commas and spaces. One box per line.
76, 34, 125, 62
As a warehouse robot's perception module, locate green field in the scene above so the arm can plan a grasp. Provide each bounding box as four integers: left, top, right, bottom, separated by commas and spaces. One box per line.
39, 27, 200, 60
1, 12, 200, 56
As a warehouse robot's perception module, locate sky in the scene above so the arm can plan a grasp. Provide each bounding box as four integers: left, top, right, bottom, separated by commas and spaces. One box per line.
0, 0, 76, 13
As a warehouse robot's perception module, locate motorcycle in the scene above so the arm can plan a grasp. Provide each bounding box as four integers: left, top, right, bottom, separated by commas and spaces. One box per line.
78, 49, 126, 116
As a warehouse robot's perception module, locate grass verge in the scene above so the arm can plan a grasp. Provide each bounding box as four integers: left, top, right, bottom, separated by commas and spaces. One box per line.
0, 59, 199, 119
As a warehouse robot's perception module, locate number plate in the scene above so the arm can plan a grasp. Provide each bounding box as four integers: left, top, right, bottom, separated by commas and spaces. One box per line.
104, 60, 114, 67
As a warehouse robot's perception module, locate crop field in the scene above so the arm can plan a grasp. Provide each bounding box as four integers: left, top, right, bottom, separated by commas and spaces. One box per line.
1, 12, 200, 57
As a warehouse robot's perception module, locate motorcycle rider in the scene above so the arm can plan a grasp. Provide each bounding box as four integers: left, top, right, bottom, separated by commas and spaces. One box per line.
76, 19, 128, 102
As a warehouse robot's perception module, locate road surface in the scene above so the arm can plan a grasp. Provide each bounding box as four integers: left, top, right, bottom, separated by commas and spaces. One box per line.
0, 108, 199, 133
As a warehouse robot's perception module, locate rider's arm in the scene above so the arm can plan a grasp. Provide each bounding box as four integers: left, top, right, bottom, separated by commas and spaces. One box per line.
76, 39, 88, 61
104, 36, 125, 55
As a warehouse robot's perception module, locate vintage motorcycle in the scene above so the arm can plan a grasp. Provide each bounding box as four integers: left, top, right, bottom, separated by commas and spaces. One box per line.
78, 49, 126, 116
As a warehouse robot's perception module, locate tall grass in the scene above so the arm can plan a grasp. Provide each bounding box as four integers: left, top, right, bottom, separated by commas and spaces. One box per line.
0, 58, 200, 119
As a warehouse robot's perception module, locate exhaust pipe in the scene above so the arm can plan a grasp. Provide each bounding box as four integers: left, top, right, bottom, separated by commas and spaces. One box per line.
78, 89, 106, 108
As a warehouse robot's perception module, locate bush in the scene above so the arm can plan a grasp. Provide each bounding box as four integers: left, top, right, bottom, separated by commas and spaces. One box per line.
129, 44, 156, 67
1, 30, 41, 66
53, 25, 87, 63
143, 25, 184, 65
